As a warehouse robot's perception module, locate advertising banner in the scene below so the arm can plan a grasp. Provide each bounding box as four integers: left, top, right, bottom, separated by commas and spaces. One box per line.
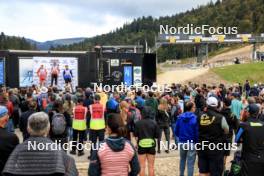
19, 58, 34, 87
133, 66, 142, 85
0, 59, 5, 85
124, 66, 132, 86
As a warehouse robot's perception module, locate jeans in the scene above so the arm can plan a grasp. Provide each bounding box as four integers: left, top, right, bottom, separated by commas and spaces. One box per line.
157, 126, 170, 152
67, 127, 73, 141
179, 143, 196, 176
6, 119, 14, 133
171, 123, 178, 145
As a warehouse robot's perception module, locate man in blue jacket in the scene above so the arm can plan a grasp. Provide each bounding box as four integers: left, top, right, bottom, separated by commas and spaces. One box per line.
175, 101, 198, 176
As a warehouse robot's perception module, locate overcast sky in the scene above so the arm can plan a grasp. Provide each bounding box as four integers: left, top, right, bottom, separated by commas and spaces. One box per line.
0, 0, 215, 42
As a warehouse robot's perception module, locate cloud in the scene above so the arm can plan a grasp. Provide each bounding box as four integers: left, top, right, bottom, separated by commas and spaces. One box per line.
0, 0, 214, 41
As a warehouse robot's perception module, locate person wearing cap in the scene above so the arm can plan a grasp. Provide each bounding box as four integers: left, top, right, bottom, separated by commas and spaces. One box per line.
235, 104, 264, 176
0, 106, 19, 174
88, 94, 105, 159
3, 112, 78, 176
198, 96, 229, 176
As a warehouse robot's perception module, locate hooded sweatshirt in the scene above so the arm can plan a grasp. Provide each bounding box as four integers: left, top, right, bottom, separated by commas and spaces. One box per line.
175, 112, 198, 143
88, 136, 140, 176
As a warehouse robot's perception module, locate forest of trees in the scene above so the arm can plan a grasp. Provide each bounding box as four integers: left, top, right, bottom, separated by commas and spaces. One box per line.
0, 32, 36, 50
54, 0, 264, 62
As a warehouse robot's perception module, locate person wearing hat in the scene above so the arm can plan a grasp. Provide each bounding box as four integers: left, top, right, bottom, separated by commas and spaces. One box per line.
0, 106, 19, 174
88, 94, 105, 159
37, 86, 49, 111
198, 96, 229, 176
235, 103, 264, 176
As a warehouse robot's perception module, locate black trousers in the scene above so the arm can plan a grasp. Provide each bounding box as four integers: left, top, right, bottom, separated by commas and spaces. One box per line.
157, 126, 170, 151
241, 160, 264, 176
89, 129, 105, 155
71, 129, 85, 152
51, 74, 58, 86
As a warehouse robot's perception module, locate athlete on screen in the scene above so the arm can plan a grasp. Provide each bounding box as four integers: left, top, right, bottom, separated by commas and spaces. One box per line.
37, 64, 47, 87
63, 65, 73, 91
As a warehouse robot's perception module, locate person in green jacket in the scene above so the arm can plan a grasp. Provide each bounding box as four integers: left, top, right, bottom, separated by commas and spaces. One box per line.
145, 91, 158, 119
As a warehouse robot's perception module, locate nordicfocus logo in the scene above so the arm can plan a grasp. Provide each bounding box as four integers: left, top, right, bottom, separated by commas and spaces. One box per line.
160, 24, 238, 35
27, 141, 105, 151
160, 141, 238, 151
93, 83, 172, 93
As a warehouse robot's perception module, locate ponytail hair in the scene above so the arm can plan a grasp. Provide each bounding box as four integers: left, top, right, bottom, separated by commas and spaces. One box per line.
107, 113, 127, 137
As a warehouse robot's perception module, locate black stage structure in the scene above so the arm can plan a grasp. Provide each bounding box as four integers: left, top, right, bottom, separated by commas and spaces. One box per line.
0, 47, 156, 88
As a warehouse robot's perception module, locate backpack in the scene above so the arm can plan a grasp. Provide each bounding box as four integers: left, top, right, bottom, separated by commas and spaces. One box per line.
226, 151, 242, 176
130, 107, 142, 124
128, 107, 141, 132
171, 105, 182, 123
42, 97, 47, 110
51, 112, 66, 135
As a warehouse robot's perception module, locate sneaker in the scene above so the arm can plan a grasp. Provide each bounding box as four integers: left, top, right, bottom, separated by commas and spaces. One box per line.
157, 150, 161, 154
165, 150, 169, 154
70, 150, 76, 155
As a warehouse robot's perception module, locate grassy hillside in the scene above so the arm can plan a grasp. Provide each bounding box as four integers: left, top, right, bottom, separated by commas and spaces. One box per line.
212, 62, 264, 83
55, 0, 264, 62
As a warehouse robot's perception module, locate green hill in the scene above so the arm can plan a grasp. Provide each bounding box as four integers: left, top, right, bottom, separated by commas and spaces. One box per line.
212, 62, 264, 83
0, 32, 36, 50
55, 0, 264, 62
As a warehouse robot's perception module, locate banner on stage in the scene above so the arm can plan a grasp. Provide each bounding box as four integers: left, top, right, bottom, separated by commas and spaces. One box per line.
133, 66, 142, 86
32, 57, 78, 90
0, 58, 5, 85
19, 58, 34, 87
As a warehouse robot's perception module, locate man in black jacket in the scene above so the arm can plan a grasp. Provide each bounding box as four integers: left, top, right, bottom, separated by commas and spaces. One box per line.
3, 112, 78, 176
198, 97, 229, 176
220, 98, 239, 168
0, 106, 19, 175
19, 100, 37, 141
235, 104, 264, 176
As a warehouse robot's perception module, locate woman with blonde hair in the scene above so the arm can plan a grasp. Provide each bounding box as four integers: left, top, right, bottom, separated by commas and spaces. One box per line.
156, 98, 170, 153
